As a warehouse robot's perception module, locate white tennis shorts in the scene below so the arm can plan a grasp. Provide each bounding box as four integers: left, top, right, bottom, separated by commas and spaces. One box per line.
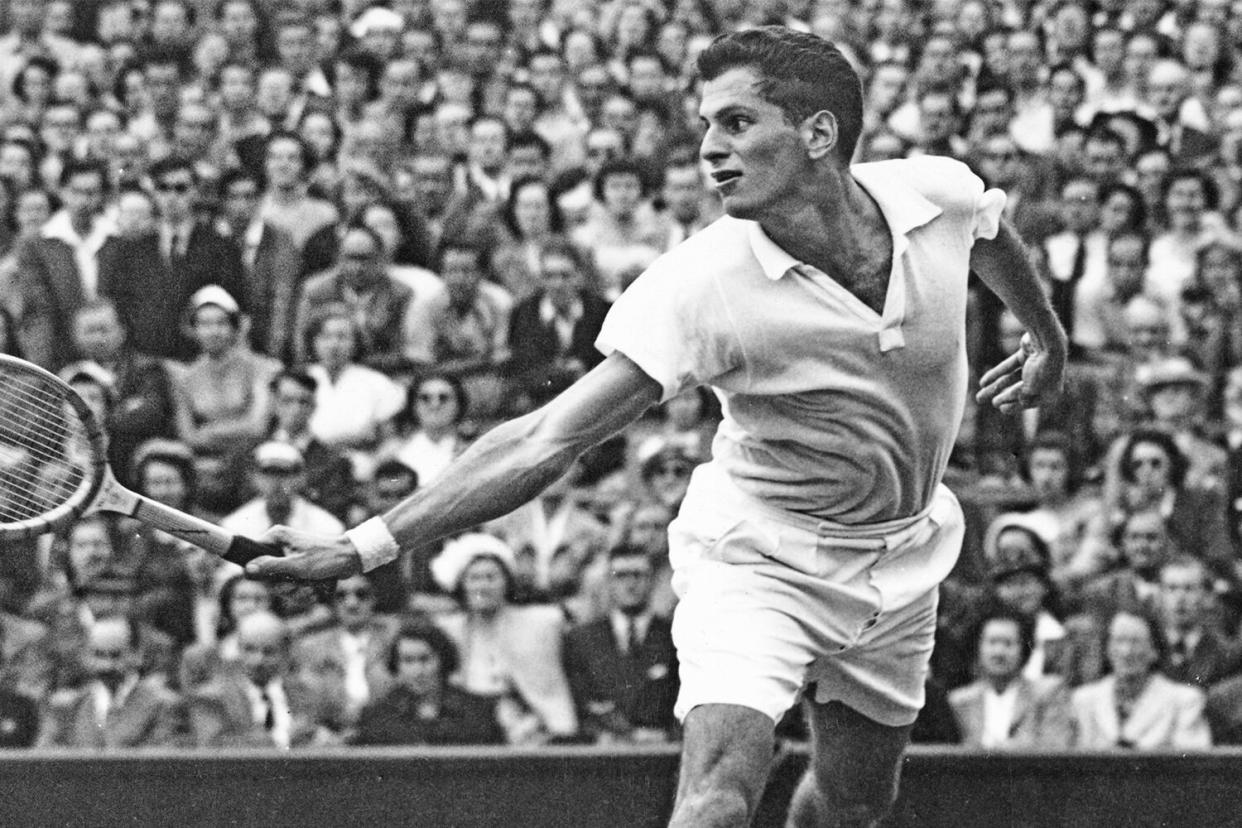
668, 463, 964, 727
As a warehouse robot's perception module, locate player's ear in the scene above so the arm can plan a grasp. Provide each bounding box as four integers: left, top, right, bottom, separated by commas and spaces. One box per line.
802, 110, 838, 160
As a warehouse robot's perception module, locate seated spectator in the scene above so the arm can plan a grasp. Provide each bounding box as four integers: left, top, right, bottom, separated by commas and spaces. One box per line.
69, 298, 180, 486
425, 237, 513, 420
1133, 357, 1228, 490
430, 534, 578, 744
637, 442, 699, 515
1071, 608, 1212, 749
0, 680, 36, 748
187, 611, 346, 749
347, 458, 422, 614
1156, 556, 1242, 690
505, 237, 610, 415
267, 367, 356, 522
174, 285, 280, 455
949, 607, 1073, 749
351, 618, 505, 746
983, 514, 1103, 687
570, 156, 666, 299
1075, 509, 1173, 623
302, 303, 406, 476
490, 175, 571, 301
563, 545, 679, 744
293, 223, 414, 375
385, 373, 471, 489
179, 575, 274, 691
292, 574, 397, 725
38, 616, 182, 750
0, 606, 52, 703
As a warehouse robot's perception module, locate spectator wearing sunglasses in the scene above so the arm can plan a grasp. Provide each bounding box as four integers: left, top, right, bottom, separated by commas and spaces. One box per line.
292, 573, 396, 726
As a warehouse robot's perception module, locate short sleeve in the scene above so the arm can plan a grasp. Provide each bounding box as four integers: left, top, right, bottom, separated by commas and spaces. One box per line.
970, 187, 1008, 241
595, 252, 742, 402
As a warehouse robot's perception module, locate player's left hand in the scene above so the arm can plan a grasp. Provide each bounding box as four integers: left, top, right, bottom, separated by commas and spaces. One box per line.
245, 525, 364, 580
976, 332, 1065, 414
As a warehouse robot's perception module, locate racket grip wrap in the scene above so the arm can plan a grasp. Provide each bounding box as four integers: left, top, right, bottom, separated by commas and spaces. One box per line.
222, 536, 284, 567
345, 517, 400, 572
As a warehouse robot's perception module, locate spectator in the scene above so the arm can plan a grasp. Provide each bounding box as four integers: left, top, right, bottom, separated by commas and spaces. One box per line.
214, 167, 303, 361
948, 608, 1073, 749
506, 237, 610, 412
430, 533, 578, 744
173, 285, 280, 455
179, 575, 274, 691
38, 616, 182, 750
659, 151, 716, 250
1071, 608, 1212, 749
563, 544, 679, 743
351, 618, 504, 746
1156, 556, 1242, 690
1134, 357, 1228, 490
386, 373, 470, 488
12, 159, 113, 369
187, 610, 345, 748
490, 175, 569, 302
571, 156, 665, 299
0, 605, 51, 703
425, 237, 513, 420
292, 574, 397, 725
300, 303, 405, 472
293, 223, 415, 374
1041, 175, 1106, 356
266, 368, 356, 523
256, 132, 338, 254
1076, 508, 1174, 623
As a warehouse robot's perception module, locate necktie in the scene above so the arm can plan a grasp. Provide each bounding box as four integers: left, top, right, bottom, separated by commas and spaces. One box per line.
258, 685, 274, 731
1050, 234, 1087, 342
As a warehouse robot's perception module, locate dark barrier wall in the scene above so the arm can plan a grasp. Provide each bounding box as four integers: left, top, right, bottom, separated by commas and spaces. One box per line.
3, 746, 1242, 827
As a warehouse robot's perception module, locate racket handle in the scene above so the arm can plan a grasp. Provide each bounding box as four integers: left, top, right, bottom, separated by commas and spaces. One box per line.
222, 536, 284, 567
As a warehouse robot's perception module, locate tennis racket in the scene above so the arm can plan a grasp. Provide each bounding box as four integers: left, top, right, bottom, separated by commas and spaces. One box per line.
0, 353, 303, 574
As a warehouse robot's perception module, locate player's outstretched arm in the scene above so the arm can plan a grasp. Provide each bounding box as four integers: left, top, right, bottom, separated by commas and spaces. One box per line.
246, 353, 663, 580
969, 219, 1068, 415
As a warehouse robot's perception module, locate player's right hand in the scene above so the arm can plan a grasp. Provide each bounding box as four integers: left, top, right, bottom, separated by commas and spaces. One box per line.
246, 525, 363, 580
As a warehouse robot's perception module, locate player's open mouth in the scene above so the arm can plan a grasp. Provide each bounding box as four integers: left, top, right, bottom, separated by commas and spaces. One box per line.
715, 171, 740, 192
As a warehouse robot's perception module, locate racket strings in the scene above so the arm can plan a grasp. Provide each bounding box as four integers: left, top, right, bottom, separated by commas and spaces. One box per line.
0, 368, 94, 523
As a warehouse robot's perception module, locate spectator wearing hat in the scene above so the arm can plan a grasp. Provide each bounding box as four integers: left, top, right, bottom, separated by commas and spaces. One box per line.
220, 443, 345, 584
174, 285, 281, 456
351, 617, 504, 746
948, 607, 1073, 749
430, 533, 579, 745
983, 513, 1103, 688
68, 298, 180, 488
38, 615, 183, 750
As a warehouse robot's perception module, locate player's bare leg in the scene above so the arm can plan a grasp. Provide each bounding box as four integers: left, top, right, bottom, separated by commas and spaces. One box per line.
785, 700, 912, 828
669, 703, 776, 827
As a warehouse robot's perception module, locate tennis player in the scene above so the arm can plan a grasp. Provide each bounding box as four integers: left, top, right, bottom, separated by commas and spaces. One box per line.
249, 27, 1065, 827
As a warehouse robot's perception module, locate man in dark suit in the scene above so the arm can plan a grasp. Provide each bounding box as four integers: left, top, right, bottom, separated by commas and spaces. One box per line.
217, 168, 303, 361
38, 616, 182, 749
563, 544, 679, 743
506, 237, 610, 409
1158, 556, 1242, 690
98, 159, 246, 360
267, 368, 356, 521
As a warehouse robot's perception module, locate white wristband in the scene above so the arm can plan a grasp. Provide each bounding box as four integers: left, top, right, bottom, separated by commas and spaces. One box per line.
344, 517, 400, 572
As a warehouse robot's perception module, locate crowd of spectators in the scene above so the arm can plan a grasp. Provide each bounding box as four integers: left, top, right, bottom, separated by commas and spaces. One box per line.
2, 0, 1242, 755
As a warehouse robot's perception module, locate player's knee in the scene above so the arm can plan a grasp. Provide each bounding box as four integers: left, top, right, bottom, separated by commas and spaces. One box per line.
670, 782, 754, 828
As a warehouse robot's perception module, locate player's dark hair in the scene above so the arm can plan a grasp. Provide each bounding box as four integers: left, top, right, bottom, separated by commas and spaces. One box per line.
697, 26, 863, 162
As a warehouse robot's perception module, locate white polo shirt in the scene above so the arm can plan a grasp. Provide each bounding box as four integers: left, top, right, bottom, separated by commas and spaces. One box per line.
597, 156, 1005, 524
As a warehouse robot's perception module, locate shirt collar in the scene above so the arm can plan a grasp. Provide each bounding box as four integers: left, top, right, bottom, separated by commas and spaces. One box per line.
746, 162, 942, 281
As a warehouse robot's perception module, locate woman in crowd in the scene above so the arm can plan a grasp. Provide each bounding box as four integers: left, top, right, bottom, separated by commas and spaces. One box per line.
179, 574, 274, 690
385, 372, 471, 488
303, 303, 405, 479
352, 617, 505, 746
1071, 608, 1212, 749
430, 533, 578, 745
491, 176, 568, 301
175, 286, 281, 455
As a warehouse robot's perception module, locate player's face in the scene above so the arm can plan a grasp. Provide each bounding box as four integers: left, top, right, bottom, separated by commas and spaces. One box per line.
698, 66, 809, 222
